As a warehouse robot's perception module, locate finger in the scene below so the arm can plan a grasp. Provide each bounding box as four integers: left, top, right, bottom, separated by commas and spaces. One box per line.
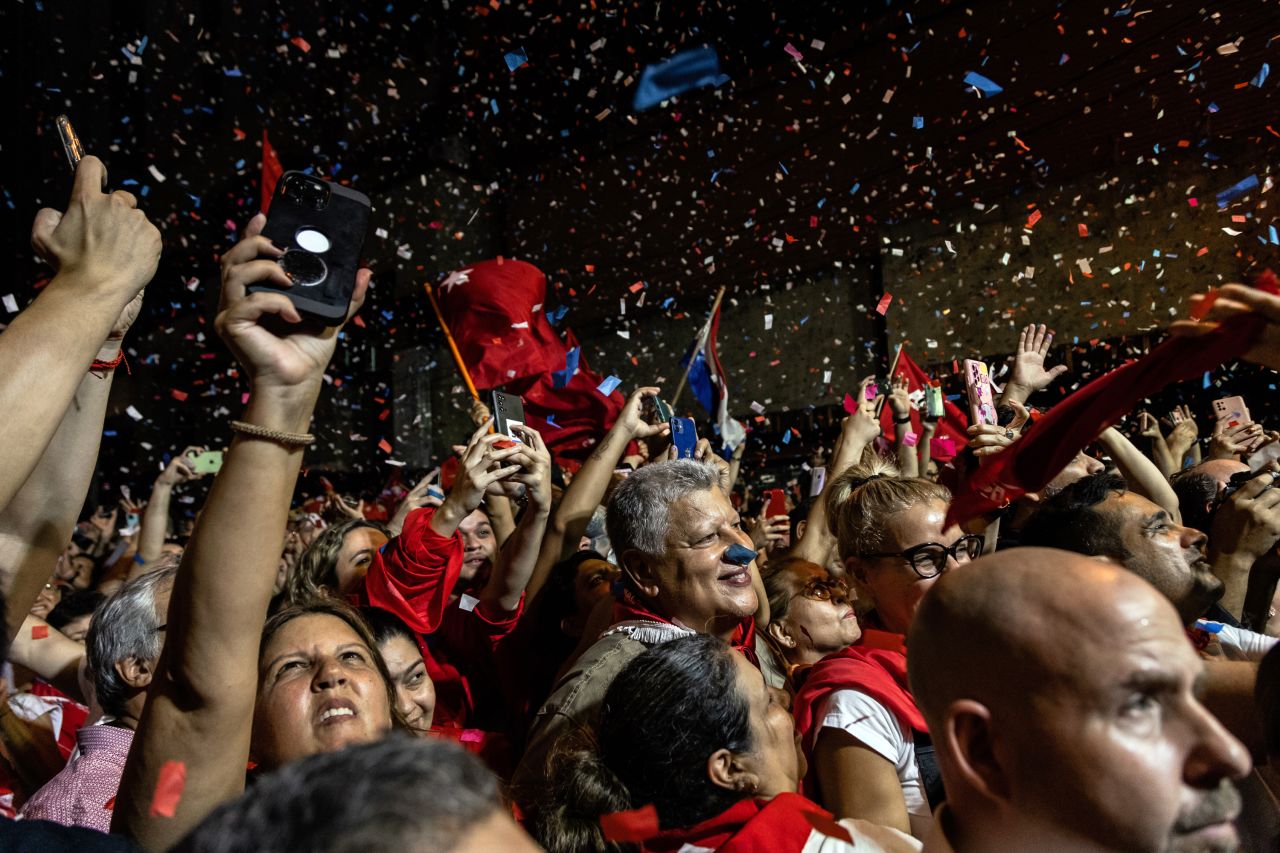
478, 465, 523, 486
628, 385, 662, 404
1046, 364, 1068, 381
1039, 328, 1054, 356
1253, 483, 1280, 510
1215, 284, 1280, 324
221, 290, 304, 327
1017, 326, 1029, 352
416, 471, 438, 489
464, 417, 493, 451
30, 207, 63, 261
1031, 324, 1045, 352
221, 235, 284, 270
110, 189, 139, 209
224, 258, 293, 296
71, 155, 108, 201
342, 268, 372, 325
243, 212, 268, 240
1168, 320, 1219, 339
1236, 473, 1275, 501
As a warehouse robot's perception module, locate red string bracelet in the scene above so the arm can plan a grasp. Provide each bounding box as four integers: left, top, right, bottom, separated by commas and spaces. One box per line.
90, 350, 129, 374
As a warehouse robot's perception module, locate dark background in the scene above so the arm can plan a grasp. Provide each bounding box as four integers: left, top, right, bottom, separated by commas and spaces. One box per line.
3, 0, 1279, 511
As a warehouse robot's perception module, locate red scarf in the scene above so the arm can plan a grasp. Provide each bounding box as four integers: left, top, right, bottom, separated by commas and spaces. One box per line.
612, 594, 759, 666
642, 793, 852, 852
791, 630, 926, 795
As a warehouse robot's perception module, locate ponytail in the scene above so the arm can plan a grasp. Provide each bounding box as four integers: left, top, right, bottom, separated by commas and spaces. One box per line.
529, 736, 636, 853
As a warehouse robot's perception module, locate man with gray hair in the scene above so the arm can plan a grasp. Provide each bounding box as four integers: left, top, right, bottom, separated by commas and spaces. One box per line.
513, 458, 772, 805
22, 565, 176, 832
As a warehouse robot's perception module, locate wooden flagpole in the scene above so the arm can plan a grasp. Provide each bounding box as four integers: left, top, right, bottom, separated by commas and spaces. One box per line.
670, 285, 727, 408
424, 282, 482, 403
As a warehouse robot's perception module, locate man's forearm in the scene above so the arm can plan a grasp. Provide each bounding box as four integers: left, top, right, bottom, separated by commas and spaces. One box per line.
1208, 551, 1255, 621
137, 481, 173, 564
483, 505, 550, 613
0, 363, 114, 640
0, 275, 127, 512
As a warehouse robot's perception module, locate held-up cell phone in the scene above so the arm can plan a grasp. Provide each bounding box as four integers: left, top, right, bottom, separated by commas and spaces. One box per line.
490, 390, 526, 441
1170, 408, 1185, 426
56, 115, 86, 172
809, 466, 827, 497
647, 394, 674, 424
765, 488, 788, 518
251, 171, 371, 326
188, 450, 223, 475
963, 359, 997, 427
925, 384, 944, 420
670, 417, 698, 459
1212, 396, 1251, 431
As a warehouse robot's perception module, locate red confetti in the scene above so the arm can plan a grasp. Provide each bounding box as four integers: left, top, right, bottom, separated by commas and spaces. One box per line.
1026, 209, 1042, 228
149, 760, 187, 818
290, 36, 311, 53
1077, 223, 1088, 237
628, 281, 645, 293
31, 624, 48, 640
170, 389, 188, 402
875, 293, 893, 315
103, 796, 115, 811
600, 804, 660, 843
378, 439, 393, 454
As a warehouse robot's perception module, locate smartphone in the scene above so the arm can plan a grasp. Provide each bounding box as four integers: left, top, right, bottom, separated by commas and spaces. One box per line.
670, 417, 698, 459
963, 359, 997, 426
1170, 409, 1184, 425
648, 394, 674, 424
55, 115, 86, 172
809, 466, 827, 497
925, 384, 944, 420
188, 450, 223, 475
251, 171, 371, 326
765, 488, 788, 518
1213, 396, 1251, 430
490, 390, 526, 440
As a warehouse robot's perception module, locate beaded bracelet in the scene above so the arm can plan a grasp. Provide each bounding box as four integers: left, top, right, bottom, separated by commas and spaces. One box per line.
230, 419, 314, 448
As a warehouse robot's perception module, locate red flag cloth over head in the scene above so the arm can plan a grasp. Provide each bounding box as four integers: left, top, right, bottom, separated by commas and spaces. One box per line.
879, 348, 969, 462
261, 130, 283, 213
507, 328, 625, 466
435, 259, 567, 390
946, 296, 1273, 527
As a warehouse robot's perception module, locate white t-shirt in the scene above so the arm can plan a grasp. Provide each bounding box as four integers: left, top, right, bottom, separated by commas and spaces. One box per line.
819, 689, 933, 839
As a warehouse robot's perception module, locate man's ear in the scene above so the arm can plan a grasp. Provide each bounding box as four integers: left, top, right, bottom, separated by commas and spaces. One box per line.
115, 655, 156, 691
706, 748, 758, 794
944, 699, 1010, 805
795, 519, 807, 541
767, 619, 798, 649
620, 549, 661, 599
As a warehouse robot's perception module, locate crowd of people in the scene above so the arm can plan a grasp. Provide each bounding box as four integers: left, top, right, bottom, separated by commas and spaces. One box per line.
3, 154, 1280, 853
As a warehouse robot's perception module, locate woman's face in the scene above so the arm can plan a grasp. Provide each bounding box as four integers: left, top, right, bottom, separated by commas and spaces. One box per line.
571, 559, 619, 627
774, 563, 860, 663
379, 634, 436, 736
729, 650, 800, 797
334, 528, 389, 595
253, 613, 392, 769
847, 499, 963, 634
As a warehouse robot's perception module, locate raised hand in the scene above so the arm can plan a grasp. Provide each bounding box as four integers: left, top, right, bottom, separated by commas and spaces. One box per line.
1137, 412, 1165, 441
1171, 284, 1280, 371
747, 507, 790, 552
1167, 408, 1199, 457
1006, 323, 1068, 401
389, 470, 445, 534
887, 374, 912, 420
325, 492, 366, 520
617, 385, 671, 440
1209, 421, 1264, 461
443, 419, 523, 517
499, 424, 553, 511
157, 446, 205, 486
215, 212, 370, 393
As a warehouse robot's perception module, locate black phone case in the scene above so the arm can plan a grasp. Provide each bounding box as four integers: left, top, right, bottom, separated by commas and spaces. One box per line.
251, 171, 371, 326
490, 390, 526, 437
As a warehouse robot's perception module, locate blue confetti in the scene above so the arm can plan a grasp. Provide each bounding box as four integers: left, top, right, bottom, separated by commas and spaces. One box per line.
963, 70, 1003, 97
912, 115, 924, 129
633, 47, 728, 112
1216, 174, 1258, 207
1252, 62, 1270, 88
1270, 225, 1279, 246
552, 347, 580, 389
504, 47, 528, 72
597, 375, 622, 396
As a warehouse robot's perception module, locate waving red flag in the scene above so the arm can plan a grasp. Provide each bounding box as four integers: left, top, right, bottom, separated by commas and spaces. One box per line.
878, 348, 969, 462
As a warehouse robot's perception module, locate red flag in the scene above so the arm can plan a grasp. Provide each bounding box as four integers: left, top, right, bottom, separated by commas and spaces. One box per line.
261, 131, 283, 213
879, 348, 969, 462
600, 804, 661, 843
508, 329, 624, 466
435, 259, 566, 390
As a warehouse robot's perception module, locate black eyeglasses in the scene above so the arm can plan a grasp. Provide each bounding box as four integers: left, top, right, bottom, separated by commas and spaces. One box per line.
789, 577, 848, 604
859, 534, 985, 579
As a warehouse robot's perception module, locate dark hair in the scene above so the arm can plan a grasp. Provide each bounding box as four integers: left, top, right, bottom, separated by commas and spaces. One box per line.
1020, 472, 1131, 559
1170, 469, 1218, 534
47, 589, 106, 630
789, 497, 816, 542
761, 556, 824, 624
359, 606, 418, 651
287, 519, 389, 604
531, 635, 752, 852
175, 736, 502, 853
1257, 643, 1280, 760
259, 597, 406, 757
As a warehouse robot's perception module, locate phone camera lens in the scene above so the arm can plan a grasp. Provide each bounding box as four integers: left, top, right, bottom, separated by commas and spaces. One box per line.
280, 249, 327, 287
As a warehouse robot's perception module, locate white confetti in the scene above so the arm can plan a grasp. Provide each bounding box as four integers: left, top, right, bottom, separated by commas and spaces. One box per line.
147, 164, 167, 183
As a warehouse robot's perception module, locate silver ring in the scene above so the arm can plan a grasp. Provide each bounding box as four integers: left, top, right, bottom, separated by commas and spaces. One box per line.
1004, 429, 1015, 441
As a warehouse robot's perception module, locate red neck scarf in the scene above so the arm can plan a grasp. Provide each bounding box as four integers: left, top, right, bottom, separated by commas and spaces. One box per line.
612, 593, 759, 666
643, 793, 852, 852
791, 630, 926, 794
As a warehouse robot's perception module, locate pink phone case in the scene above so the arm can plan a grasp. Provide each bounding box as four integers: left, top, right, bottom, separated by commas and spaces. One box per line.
1213, 396, 1250, 428
963, 359, 997, 426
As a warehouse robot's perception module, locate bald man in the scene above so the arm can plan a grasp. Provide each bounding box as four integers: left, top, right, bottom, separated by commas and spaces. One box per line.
908, 548, 1250, 853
